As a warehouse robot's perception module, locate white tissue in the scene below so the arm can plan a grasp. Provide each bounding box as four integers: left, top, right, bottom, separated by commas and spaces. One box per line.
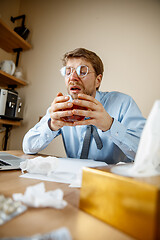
1, 227, 72, 240
13, 182, 67, 209
112, 100, 160, 177
20, 156, 59, 175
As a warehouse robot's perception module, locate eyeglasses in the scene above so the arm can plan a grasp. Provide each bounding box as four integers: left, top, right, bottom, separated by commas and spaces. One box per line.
60, 65, 95, 78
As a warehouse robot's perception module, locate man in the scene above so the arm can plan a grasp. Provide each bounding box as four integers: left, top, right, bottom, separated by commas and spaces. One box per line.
23, 48, 146, 164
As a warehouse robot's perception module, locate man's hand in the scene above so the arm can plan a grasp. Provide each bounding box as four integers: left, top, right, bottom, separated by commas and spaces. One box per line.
49, 92, 75, 131
72, 94, 113, 132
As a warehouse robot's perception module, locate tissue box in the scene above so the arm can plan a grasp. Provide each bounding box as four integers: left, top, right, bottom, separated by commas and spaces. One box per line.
79, 166, 160, 240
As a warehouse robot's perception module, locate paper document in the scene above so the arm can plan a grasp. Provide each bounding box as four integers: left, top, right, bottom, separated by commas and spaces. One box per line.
20, 157, 107, 188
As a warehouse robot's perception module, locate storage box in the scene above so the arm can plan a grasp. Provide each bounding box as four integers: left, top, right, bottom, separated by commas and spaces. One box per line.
79, 166, 160, 240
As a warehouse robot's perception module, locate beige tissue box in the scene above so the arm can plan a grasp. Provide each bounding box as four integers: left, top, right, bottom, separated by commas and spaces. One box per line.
79, 165, 160, 240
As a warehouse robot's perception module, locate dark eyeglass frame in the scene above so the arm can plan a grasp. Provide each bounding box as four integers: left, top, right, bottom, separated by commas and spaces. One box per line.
60, 65, 95, 78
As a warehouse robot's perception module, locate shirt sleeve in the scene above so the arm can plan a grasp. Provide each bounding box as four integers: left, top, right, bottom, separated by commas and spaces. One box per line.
109, 119, 138, 159
22, 108, 60, 154
101, 93, 146, 161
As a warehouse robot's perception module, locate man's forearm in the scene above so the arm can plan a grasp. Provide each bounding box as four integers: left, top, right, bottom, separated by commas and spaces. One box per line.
22, 116, 60, 154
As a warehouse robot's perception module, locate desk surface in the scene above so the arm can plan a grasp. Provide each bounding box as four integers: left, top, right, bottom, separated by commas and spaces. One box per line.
0, 150, 134, 240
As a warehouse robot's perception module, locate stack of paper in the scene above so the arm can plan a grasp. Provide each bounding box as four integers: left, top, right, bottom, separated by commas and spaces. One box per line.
20, 157, 107, 188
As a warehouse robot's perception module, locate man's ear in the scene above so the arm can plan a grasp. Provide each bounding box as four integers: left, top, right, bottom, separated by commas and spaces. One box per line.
96, 74, 102, 89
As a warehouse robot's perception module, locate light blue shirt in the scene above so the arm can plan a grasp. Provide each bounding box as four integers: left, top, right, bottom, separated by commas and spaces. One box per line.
23, 91, 146, 164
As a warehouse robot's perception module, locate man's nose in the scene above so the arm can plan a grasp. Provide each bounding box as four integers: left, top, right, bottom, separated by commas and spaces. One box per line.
70, 69, 79, 80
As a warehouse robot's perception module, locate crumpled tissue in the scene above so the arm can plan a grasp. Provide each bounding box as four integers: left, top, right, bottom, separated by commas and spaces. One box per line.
20, 156, 81, 187
12, 182, 67, 209
0, 227, 72, 240
112, 100, 160, 177
20, 156, 59, 175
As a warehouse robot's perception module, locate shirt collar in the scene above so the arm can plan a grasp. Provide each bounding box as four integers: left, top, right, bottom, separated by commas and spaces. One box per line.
95, 91, 101, 102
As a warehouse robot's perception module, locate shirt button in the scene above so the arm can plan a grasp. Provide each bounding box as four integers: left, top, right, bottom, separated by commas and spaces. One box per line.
115, 131, 118, 136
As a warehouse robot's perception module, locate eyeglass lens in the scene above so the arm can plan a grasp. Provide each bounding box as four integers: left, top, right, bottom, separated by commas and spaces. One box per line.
63, 65, 88, 77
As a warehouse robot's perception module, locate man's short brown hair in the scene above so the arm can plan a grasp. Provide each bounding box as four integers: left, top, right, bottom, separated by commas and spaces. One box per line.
62, 48, 104, 77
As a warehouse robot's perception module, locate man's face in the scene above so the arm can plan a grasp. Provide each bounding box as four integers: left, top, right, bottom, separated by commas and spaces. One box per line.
64, 57, 102, 99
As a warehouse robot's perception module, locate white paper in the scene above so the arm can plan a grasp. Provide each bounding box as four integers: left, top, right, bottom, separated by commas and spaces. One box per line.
20, 157, 107, 187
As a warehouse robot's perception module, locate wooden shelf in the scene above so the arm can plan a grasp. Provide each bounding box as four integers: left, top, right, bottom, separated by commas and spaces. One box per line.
0, 18, 31, 148
0, 19, 32, 52
0, 118, 21, 126
0, 70, 27, 88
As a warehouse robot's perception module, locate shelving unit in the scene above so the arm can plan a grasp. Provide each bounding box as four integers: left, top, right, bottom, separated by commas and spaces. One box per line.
0, 18, 31, 87
0, 70, 27, 88
0, 18, 32, 150
0, 18, 31, 52
0, 118, 21, 126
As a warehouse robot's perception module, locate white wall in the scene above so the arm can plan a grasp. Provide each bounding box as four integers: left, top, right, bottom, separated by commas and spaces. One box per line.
1, 0, 160, 155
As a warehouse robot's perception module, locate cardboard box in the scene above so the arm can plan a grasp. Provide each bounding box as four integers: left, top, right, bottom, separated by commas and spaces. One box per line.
79, 166, 160, 240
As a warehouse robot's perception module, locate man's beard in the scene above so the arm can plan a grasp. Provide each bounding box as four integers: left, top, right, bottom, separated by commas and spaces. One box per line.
67, 79, 97, 99
67, 86, 94, 99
